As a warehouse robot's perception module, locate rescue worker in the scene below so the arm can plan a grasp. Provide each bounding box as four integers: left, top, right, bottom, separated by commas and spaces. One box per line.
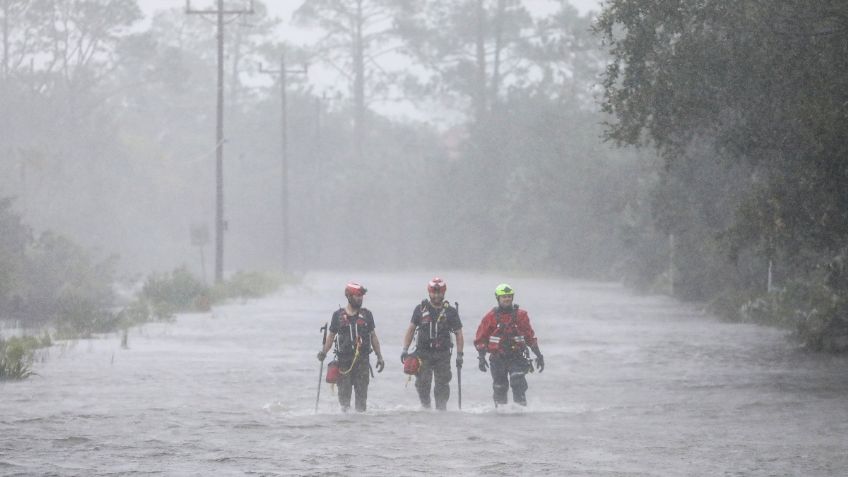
474, 283, 544, 406
317, 282, 386, 412
401, 277, 464, 410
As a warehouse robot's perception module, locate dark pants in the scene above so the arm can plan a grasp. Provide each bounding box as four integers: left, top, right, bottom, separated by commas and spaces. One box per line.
415, 351, 452, 410
489, 353, 531, 406
337, 355, 370, 412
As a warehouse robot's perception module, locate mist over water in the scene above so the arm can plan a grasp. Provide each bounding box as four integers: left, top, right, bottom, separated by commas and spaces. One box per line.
2, 271, 846, 476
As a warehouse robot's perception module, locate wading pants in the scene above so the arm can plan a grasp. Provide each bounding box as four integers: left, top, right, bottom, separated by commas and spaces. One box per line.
337, 355, 371, 412
489, 353, 531, 406
415, 351, 452, 410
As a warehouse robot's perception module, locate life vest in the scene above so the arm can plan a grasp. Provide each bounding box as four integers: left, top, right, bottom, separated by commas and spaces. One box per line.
415, 300, 453, 352
486, 305, 527, 355
334, 308, 372, 356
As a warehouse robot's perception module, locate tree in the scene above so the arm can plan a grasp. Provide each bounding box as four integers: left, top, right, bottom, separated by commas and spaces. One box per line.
599, 0, 848, 259
0, 197, 30, 317
0, 0, 144, 257
0, 0, 141, 95
596, 0, 848, 347
294, 0, 407, 162
396, 0, 534, 124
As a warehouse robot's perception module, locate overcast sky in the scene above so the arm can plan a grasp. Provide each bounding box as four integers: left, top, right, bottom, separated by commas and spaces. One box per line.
142, 0, 604, 123
146, 0, 603, 22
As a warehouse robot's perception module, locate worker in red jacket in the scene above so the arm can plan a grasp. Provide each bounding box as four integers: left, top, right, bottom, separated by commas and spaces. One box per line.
474, 283, 544, 406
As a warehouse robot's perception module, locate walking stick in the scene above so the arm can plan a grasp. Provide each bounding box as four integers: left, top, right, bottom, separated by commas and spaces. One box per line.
455, 301, 462, 410
457, 360, 462, 410
315, 323, 328, 413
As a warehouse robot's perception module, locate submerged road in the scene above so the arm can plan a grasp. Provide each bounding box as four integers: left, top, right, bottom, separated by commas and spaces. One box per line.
2, 270, 847, 476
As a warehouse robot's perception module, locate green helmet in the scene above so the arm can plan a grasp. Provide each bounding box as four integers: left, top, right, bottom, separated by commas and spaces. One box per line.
494, 283, 514, 297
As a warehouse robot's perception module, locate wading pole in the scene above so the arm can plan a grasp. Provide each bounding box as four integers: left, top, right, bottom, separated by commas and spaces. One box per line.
457, 361, 462, 410
456, 301, 462, 410
315, 323, 328, 413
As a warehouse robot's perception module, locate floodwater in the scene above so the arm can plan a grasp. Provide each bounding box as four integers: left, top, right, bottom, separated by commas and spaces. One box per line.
2, 271, 847, 476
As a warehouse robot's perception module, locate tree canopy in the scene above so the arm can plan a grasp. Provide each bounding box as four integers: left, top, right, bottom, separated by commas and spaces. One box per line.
597, 0, 848, 350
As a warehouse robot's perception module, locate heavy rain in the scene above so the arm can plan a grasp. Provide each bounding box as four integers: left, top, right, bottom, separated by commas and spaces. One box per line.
2, 1, 848, 476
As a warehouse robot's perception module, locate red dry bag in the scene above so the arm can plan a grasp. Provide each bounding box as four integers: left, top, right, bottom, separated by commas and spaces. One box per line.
325, 360, 340, 384
403, 356, 420, 375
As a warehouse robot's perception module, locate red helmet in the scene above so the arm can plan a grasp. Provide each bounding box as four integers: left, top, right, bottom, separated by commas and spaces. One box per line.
427, 277, 446, 294
403, 355, 420, 375
344, 282, 367, 297
325, 360, 340, 384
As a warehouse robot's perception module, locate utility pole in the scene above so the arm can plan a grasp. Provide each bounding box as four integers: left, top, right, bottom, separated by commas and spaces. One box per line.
186, 0, 254, 284
309, 93, 326, 268
259, 54, 307, 273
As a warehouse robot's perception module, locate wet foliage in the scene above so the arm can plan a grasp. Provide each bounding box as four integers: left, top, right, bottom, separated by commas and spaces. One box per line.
210, 270, 287, 301
137, 266, 285, 319
597, 0, 848, 351
0, 199, 118, 337
140, 266, 209, 319
0, 334, 50, 381
1, 198, 285, 379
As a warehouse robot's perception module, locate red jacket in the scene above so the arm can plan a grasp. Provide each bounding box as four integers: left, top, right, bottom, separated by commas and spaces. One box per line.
474, 306, 537, 355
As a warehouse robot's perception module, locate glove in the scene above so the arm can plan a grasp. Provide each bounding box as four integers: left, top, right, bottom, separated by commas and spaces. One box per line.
456, 352, 463, 369
535, 355, 545, 373
400, 350, 409, 364
478, 356, 488, 372
375, 357, 385, 373
317, 350, 326, 361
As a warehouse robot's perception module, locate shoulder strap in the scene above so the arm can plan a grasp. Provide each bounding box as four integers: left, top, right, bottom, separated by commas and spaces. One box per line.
436, 303, 449, 322
493, 307, 512, 322
494, 306, 519, 330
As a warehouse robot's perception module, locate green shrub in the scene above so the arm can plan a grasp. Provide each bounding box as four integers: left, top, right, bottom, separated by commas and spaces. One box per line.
141, 266, 210, 317
0, 335, 48, 380
708, 288, 750, 323
737, 270, 848, 352
130, 268, 286, 321
16, 232, 119, 338
211, 270, 283, 301
116, 297, 155, 326
54, 293, 121, 339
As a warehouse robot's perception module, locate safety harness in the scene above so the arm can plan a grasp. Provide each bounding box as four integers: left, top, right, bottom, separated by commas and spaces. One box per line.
416, 300, 452, 352
334, 308, 371, 375
488, 305, 528, 355
335, 309, 370, 351
339, 339, 362, 375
